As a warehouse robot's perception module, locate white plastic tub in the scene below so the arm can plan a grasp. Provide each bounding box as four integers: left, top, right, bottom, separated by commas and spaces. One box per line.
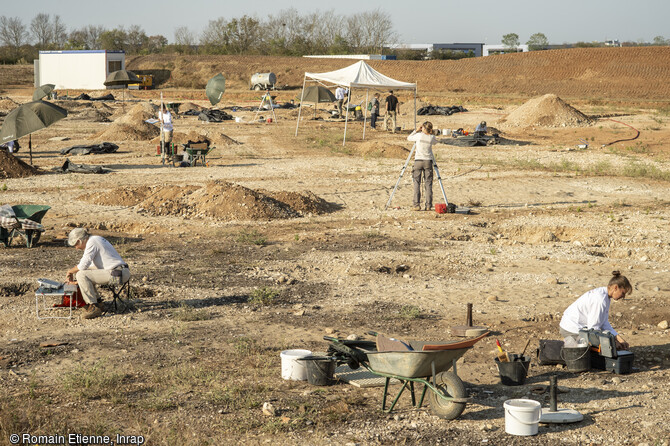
280, 349, 312, 380
503, 399, 541, 436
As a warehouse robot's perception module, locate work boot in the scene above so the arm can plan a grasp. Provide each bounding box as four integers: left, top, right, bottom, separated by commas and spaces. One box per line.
413, 206, 422, 211
82, 303, 103, 319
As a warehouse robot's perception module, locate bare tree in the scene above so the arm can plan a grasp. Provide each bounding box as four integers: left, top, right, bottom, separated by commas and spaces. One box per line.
52, 15, 68, 47
84, 25, 105, 49
200, 17, 229, 53
0, 16, 29, 57
30, 13, 52, 48
126, 24, 148, 54
174, 26, 196, 53
360, 9, 396, 53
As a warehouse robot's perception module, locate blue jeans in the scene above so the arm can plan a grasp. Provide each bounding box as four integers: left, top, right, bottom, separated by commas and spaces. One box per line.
370, 113, 378, 128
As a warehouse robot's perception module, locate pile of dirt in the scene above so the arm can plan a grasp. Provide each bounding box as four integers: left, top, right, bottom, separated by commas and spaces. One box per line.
80, 181, 335, 221
93, 102, 160, 141
78, 185, 155, 207
500, 94, 592, 128
355, 141, 411, 159
0, 97, 19, 114
263, 190, 339, 215
0, 151, 40, 179
179, 102, 203, 113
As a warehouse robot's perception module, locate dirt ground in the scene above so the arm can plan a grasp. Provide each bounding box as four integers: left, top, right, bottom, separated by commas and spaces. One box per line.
0, 52, 669, 446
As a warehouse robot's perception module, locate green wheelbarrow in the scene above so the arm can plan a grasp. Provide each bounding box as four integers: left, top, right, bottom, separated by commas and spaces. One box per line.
325, 331, 489, 420
0, 204, 51, 248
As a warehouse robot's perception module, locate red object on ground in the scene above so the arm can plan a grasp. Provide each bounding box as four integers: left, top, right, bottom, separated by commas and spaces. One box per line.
53, 287, 86, 308
435, 203, 447, 214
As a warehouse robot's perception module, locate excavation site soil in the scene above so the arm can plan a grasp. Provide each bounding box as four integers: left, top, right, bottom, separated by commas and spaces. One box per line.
0, 48, 669, 446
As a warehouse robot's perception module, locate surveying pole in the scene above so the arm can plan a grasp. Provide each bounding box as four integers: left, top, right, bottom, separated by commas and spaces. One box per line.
159, 92, 165, 165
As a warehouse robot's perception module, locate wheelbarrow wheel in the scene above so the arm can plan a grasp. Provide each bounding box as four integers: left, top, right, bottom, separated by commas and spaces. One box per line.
427, 371, 466, 420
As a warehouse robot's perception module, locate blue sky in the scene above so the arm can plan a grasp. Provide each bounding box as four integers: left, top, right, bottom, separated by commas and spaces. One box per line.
3, 0, 668, 44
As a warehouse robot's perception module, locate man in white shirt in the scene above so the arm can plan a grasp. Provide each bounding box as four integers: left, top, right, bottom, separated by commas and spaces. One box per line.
474, 121, 488, 135
158, 104, 173, 155
66, 228, 130, 319
335, 86, 347, 118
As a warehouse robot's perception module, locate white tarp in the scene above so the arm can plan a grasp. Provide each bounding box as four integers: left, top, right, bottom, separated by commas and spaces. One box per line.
296, 61, 417, 145
305, 60, 416, 90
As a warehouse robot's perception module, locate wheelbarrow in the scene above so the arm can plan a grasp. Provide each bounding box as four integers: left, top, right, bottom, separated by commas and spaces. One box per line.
180, 142, 216, 167
0, 204, 50, 248
325, 331, 489, 420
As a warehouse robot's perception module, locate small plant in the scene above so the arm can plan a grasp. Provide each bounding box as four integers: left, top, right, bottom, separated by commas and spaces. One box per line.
237, 229, 267, 246
249, 287, 278, 305
1, 183, 7, 191
294, 234, 300, 241
173, 303, 211, 322
61, 360, 125, 400
398, 305, 422, 319
490, 248, 497, 255
231, 337, 262, 356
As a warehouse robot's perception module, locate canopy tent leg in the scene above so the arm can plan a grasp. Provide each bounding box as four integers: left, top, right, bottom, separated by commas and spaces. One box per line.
294, 75, 307, 137
414, 86, 417, 130
343, 87, 351, 146
362, 89, 369, 140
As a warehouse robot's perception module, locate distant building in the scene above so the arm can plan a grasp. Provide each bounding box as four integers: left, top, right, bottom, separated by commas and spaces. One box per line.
303, 54, 396, 60
35, 50, 126, 90
604, 39, 621, 47
482, 44, 529, 56
387, 43, 484, 58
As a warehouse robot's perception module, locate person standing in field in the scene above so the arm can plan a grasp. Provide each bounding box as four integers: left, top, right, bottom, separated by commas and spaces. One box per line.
158, 104, 173, 155
384, 90, 400, 133
407, 121, 437, 211
370, 93, 380, 130
335, 86, 347, 118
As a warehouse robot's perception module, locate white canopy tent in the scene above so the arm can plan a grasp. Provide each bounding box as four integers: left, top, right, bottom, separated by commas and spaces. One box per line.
294, 61, 417, 146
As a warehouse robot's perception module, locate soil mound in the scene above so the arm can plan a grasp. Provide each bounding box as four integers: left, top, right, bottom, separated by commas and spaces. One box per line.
0, 97, 20, 114
263, 190, 339, 215
80, 182, 335, 221
78, 185, 154, 206
355, 141, 410, 159
0, 151, 40, 179
500, 94, 592, 128
93, 103, 160, 141
179, 102, 203, 113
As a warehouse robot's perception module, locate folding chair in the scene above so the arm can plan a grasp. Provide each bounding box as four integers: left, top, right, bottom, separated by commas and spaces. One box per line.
105, 276, 133, 314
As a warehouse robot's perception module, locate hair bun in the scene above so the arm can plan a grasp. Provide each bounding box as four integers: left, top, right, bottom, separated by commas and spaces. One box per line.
612, 270, 621, 277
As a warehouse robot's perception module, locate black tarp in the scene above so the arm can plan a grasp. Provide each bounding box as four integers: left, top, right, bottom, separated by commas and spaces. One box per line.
417, 105, 467, 116
60, 142, 119, 155
71, 93, 115, 101
60, 159, 109, 174
198, 109, 234, 122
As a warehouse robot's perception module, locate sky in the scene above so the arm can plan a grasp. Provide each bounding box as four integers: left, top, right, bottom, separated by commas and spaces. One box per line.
3, 0, 668, 45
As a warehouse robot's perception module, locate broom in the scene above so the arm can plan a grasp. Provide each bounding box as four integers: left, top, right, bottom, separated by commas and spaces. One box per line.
496, 338, 510, 362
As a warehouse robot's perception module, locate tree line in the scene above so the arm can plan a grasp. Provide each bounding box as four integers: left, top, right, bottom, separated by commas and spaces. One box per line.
0, 9, 397, 63
1, 12, 668, 64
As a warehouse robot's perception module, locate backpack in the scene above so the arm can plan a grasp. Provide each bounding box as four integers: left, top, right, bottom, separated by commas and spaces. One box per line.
367, 102, 372, 111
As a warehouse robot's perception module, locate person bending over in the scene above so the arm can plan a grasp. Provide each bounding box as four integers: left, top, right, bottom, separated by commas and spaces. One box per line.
559, 271, 632, 350
66, 228, 130, 319
407, 121, 437, 211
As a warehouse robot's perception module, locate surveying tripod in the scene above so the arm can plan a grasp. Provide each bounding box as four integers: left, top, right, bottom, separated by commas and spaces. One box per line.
253, 91, 277, 122
384, 143, 450, 210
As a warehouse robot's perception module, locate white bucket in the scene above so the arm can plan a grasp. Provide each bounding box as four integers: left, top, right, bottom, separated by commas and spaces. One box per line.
503, 399, 541, 436
443, 129, 451, 136
235, 117, 242, 123
280, 349, 312, 380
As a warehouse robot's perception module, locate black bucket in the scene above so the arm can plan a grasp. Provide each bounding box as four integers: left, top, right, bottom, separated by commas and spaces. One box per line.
495, 356, 530, 386
300, 356, 336, 386
561, 346, 590, 372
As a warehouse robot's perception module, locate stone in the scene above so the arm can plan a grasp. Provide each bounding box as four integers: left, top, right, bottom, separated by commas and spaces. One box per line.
346, 334, 359, 341
658, 320, 668, 329
487, 295, 498, 302
262, 402, 277, 416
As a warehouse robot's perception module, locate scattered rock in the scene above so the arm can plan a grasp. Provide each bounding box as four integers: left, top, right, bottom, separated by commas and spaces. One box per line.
262, 402, 277, 416
658, 320, 668, 330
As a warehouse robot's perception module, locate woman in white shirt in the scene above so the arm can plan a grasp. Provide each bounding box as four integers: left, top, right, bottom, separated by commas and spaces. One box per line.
158, 104, 173, 154
407, 121, 437, 211
559, 271, 632, 350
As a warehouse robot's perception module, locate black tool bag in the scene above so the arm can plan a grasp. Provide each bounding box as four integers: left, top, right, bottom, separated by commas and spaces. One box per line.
537, 339, 566, 365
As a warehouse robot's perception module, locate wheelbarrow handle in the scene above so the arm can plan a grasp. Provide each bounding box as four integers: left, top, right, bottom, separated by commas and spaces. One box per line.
367, 331, 378, 337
